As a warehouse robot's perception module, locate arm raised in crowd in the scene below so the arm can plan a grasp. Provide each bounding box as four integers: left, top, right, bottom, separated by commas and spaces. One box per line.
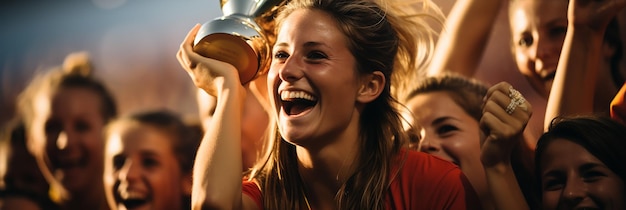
176, 24, 256, 210
427, 0, 504, 77
545, 0, 626, 129
480, 82, 531, 210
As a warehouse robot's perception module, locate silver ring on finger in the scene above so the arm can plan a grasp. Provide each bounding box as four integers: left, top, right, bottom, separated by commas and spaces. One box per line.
506, 87, 526, 115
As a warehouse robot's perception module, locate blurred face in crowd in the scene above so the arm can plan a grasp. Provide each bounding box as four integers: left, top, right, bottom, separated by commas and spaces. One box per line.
509, 0, 568, 98
45, 87, 106, 194
405, 91, 486, 197
104, 123, 189, 210
540, 138, 626, 210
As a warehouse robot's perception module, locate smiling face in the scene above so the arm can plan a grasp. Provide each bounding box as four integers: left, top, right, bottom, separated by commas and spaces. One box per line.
509, 0, 568, 98
406, 91, 486, 195
45, 87, 106, 194
540, 138, 626, 210
104, 123, 186, 210
268, 8, 362, 147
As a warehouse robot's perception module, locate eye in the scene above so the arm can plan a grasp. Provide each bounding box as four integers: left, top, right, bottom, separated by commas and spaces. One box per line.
74, 120, 92, 133
542, 176, 564, 191
45, 119, 62, 135
548, 26, 567, 38
517, 33, 533, 47
305, 51, 328, 60
436, 124, 458, 136
582, 170, 606, 182
113, 155, 125, 170
273, 51, 289, 61
141, 157, 159, 169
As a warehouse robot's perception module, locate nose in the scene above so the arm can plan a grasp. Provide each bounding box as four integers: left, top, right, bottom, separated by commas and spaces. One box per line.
530, 35, 559, 71
418, 135, 440, 153
562, 178, 586, 204
278, 55, 304, 83
118, 159, 141, 183
56, 131, 69, 150
55, 128, 80, 153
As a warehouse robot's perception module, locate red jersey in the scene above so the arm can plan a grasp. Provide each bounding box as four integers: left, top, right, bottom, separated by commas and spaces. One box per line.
242, 149, 481, 209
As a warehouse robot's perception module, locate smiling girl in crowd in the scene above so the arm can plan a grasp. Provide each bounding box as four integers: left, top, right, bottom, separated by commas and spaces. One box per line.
103, 110, 201, 210
535, 115, 626, 209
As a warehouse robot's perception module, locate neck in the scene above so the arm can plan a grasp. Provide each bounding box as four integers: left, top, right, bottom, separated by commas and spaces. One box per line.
296, 140, 359, 209
63, 184, 105, 210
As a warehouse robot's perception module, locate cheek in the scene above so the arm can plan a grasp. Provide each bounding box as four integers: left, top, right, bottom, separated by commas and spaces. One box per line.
541, 191, 560, 209
441, 136, 478, 160
514, 51, 532, 75
150, 169, 185, 208
593, 179, 626, 203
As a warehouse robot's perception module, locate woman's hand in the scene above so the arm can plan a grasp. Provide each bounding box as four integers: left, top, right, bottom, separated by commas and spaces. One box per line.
479, 82, 532, 169
569, 0, 626, 31
176, 24, 243, 97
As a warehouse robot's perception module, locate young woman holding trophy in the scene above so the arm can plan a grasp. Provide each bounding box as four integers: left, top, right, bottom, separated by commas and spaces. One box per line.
177, 0, 483, 209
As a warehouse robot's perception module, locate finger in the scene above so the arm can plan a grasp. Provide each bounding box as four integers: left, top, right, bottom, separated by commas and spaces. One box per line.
484, 94, 531, 127
181, 24, 202, 50
484, 88, 510, 112
480, 110, 518, 141
484, 82, 511, 103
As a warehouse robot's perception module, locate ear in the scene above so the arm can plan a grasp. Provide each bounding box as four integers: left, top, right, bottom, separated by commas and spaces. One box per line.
181, 172, 193, 196
357, 71, 385, 103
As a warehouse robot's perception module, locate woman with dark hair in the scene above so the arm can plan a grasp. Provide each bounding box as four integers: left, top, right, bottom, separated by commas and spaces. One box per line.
535, 115, 626, 209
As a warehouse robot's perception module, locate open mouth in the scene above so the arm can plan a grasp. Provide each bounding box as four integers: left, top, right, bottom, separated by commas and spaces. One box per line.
280, 90, 318, 116
117, 191, 150, 210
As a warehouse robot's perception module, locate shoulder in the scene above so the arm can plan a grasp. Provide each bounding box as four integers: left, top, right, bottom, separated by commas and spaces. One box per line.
242, 180, 262, 210
401, 149, 461, 176
387, 149, 482, 209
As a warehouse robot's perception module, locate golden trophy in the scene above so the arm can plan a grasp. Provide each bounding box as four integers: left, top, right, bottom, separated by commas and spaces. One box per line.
193, 0, 285, 84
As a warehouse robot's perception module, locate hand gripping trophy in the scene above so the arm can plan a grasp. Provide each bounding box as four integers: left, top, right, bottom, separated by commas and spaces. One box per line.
193, 0, 286, 84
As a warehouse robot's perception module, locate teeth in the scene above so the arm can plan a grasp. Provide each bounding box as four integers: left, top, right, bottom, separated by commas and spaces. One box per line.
121, 191, 146, 200
281, 91, 316, 101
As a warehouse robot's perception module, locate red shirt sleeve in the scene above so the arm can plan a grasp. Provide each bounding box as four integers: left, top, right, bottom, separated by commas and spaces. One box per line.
611, 83, 626, 125
242, 181, 263, 209
387, 150, 483, 210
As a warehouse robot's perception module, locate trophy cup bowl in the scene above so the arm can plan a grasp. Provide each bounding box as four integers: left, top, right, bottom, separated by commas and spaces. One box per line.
193, 15, 269, 85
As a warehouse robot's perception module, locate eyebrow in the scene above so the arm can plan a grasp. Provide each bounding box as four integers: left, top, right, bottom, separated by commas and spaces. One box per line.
275, 41, 328, 49
542, 18, 568, 28
542, 169, 561, 178
541, 163, 606, 177
139, 150, 160, 158
579, 162, 605, 172
431, 116, 458, 126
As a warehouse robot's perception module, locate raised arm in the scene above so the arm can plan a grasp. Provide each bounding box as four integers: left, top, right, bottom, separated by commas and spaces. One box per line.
544, 0, 626, 129
427, 0, 503, 77
480, 82, 532, 210
176, 24, 255, 210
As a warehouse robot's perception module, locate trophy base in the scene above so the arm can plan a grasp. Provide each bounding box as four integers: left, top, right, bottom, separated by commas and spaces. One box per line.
193, 33, 260, 84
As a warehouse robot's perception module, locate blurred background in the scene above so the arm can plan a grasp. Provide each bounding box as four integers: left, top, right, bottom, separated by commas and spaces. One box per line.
6, 0, 617, 139
1, 0, 220, 123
